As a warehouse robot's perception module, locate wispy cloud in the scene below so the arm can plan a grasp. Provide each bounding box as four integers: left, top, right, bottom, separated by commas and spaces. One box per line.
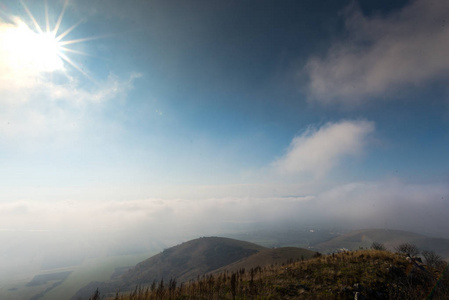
0, 73, 140, 141
305, 0, 449, 105
272, 120, 374, 178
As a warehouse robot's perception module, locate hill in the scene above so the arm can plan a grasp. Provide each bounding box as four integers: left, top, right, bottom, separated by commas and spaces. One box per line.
121, 236, 265, 285
98, 249, 449, 299
314, 229, 449, 260
73, 237, 319, 299
72, 237, 267, 299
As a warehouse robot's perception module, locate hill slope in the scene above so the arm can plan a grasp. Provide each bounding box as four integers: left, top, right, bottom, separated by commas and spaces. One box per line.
121, 236, 265, 284
315, 229, 449, 259
73, 237, 320, 299
72, 237, 266, 299
105, 249, 449, 300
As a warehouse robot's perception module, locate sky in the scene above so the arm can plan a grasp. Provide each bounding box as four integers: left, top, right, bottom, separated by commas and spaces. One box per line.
1, 0, 449, 277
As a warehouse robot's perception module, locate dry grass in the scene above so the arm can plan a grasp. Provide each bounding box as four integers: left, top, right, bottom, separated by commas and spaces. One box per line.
92, 249, 449, 300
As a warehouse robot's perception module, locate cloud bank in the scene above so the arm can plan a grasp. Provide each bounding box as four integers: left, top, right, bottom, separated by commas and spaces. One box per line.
305, 0, 449, 104
1, 179, 447, 281
1, 179, 447, 238
273, 120, 374, 178
311, 180, 449, 237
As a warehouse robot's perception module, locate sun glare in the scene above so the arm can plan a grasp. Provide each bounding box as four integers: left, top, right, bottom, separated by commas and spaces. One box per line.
34, 31, 63, 70
1, 0, 92, 76
5, 21, 63, 72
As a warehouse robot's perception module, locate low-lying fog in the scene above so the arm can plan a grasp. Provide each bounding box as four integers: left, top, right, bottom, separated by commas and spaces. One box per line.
1, 178, 448, 284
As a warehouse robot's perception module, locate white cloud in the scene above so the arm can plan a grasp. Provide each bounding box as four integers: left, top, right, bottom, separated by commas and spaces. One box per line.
305, 0, 449, 105
273, 120, 374, 177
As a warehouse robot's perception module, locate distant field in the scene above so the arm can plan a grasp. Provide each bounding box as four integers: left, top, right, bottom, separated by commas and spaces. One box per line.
1, 279, 61, 300
43, 252, 156, 300
0, 252, 156, 300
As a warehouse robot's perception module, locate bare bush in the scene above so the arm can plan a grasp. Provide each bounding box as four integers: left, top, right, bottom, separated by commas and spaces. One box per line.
371, 242, 386, 251
422, 250, 445, 269
395, 243, 419, 257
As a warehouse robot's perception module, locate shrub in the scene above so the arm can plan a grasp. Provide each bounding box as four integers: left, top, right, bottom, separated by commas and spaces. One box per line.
395, 243, 419, 257
371, 242, 386, 251
422, 250, 445, 269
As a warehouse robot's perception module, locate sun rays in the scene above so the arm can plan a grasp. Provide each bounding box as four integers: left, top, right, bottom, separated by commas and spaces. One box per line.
3, 0, 99, 77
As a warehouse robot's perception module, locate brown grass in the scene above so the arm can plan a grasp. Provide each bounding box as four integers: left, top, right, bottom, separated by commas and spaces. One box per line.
92, 249, 449, 300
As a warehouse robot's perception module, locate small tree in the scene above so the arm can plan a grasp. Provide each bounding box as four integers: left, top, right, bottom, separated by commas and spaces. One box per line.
313, 252, 322, 258
88, 289, 101, 300
422, 250, 445, 269
371, 242, 386, 251
230, 273, 237, 300
395, 243, 419, 257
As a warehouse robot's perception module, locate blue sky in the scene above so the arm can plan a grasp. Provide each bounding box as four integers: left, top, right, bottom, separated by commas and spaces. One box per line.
1, 0, 449, 245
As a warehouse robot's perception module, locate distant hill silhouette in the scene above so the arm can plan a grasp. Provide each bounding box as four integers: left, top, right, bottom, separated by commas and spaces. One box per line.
72, 237, 316, 299
209, 247, 316, 274
315, 228, 449, 259
121, 236, 264, 285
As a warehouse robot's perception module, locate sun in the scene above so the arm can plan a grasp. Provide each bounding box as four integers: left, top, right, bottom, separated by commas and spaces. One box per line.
1, 0, 92, 76
4, 20, 63, 72
35, 31, 62, 68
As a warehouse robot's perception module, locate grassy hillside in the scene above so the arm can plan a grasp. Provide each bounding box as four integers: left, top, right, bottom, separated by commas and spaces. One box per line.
315, 229, 449, 260
100, 249, 449, 300
72, 237, 267, 299
122, 237, 266, 284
